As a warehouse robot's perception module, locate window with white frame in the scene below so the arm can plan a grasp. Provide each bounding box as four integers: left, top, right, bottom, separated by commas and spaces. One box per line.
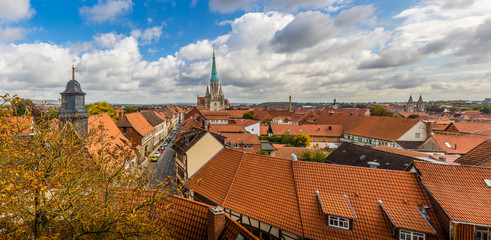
328, 216, 349, 230
476, 227, 489, 240
400, 230, 425, 240
415, 133, 421, 138
243, 144, 252, 149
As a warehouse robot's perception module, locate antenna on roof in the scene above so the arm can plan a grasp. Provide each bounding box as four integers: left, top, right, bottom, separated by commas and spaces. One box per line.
367, 162, 379, 169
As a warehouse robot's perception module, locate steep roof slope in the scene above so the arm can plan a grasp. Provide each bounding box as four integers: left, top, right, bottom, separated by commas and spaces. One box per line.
345, 116, 421, 141
269, 124, 342, 137
430, 134, 488, 154
414, 161, 491, 226
88, 113, 130, 157
314, 111, 364, 130
187, 149, 444, 240
455, 140, 491, 166
118, 112, 154, 136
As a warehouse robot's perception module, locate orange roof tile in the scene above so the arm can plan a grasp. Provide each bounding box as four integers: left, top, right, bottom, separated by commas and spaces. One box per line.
313, 111, 364, 130
124, 112, 154, 136
233, 119, 259, 127
209, 125, 246, 134
269, 124, 342, 137
274, 147, 314, 160
379, 200, 436, 234
431, 134, 488, 154
455, 140, 491, 166
345, 116, 422, 141
219, 133, 260, 145
446, 122, 491, 136
188, 149, 444, 239
316, 191, 356, 219
414, 161, 491, 226
260, 126, 268, 136
225, 110, 249, 119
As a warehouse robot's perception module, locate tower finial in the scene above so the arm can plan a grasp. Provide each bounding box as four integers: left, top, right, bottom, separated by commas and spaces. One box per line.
210, 48, 218, 82
72, 65, 75, 80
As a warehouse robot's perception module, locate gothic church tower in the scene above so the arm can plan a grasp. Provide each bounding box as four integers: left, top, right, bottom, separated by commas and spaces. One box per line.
197, 50, 229, 111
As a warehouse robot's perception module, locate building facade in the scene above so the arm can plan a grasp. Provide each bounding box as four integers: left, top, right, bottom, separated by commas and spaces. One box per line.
197, 51, 229, 111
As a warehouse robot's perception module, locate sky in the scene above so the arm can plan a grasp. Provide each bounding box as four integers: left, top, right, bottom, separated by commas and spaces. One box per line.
0, 0, 490, 104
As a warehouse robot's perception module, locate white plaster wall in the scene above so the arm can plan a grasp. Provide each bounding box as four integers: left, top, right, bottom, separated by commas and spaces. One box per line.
397, 121, 428, 141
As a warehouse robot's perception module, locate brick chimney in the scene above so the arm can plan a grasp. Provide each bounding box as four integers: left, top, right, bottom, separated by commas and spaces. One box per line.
207, 206, 226, 240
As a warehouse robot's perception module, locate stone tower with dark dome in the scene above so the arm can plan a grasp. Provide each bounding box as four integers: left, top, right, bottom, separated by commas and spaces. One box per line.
59, 65, 89, 134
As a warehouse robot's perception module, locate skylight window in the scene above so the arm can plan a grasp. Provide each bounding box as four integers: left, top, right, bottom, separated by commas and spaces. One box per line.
444, 142, 452, 148
484, 179, 491, 187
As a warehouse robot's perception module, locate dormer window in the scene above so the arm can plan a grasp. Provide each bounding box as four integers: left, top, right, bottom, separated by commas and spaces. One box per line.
328, 215, 350, 230
400, 230, 425, 240
316, 191, 357, 231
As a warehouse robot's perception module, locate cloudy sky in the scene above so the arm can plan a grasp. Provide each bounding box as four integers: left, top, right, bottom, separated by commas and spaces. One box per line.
1, 0, 490, 104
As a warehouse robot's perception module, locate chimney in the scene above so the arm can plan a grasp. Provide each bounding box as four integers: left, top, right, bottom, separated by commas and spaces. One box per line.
230, 140, 235, 148
367, 162, 379, 169
289, 95, 292, 112
454, 144, 457, 151
207, 207, 226, 240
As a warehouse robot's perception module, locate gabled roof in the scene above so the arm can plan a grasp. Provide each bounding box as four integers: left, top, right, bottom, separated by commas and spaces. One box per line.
233, 119, 259, 127
140, 111, 165, 127
325, 142, 416, 170
414, 161, 491, 226
345, 116, 422, 141
172, 127, 224, 155
455, 140, 491, 166
269, 124, 342, 137
445, 122, 491, 136
260, 126, 268, 136
219, 133, 260, 145
209, 125, 247, 134
187, 149, 444, 239
146, 195, 258, 240
117, 112, 154, 136
226, 110, 249, 119
429, 134, 488, 154
88, 113, 132, 162
313, 110, 364, 130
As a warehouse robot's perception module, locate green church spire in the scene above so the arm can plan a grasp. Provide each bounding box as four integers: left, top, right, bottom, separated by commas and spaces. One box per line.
211, 49, 218, 82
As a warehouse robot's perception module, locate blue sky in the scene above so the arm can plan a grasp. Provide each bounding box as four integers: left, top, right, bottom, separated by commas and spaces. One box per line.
1, 0, 491, 104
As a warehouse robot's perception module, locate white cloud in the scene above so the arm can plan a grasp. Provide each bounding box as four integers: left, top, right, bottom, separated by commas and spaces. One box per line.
0, 27, 25, 41
130, 26, 163, 45
79, 0, 133, 23
0, 0, 34, 22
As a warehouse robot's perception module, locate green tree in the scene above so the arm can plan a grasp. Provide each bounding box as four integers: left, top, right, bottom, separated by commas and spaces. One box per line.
407, 114, 420, 119
280, 132, 295, 146
370, 105, 394, 117
87, 102, 118, 120
298, 149, 328, 163
124, 106, 137, 114
294, 133, 311, 147
242, 111, 255, 119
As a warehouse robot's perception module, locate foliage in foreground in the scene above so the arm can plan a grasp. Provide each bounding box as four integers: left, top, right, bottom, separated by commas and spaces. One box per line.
0, 95, 172, 239
297, 149, 329, 163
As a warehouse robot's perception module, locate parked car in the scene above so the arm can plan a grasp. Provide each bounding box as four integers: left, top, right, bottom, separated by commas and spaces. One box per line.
158, 147, 163, 153
155, 152, 161, 157
151, 155, 158, 162
164, 142, 168, 147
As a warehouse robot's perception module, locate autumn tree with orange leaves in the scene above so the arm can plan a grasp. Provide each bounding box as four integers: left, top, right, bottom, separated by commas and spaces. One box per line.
0, 95, 172, 239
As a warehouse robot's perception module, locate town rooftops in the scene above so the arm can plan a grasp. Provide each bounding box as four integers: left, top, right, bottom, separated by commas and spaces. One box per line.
455, 140, 491, 166
325, 142, 418, 170
219, 133, 260, 145
445, 122, 491, 136
140, 110, 165, 127
117, 112, 154, 136
313, 110, 364, 130
172, 127, 224, 155
424, 134, 488, 154
344, 116, 422, 141
269, 124, 342, 137
186, 148, 444, 239
414, 161, 491, 226
209, 125, 247, 134
373, 145, 431, 159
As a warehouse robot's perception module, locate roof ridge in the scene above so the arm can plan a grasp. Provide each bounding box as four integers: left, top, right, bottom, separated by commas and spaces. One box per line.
291, 161, 306, 237
222, 151, 246, 205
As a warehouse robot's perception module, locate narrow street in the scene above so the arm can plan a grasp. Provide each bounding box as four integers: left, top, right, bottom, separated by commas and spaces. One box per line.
150, 141, 175, 188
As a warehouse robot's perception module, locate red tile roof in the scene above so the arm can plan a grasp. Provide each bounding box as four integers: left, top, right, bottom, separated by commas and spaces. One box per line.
187, 149, 444, 239
269, 124, 342, 137
430, 134, 488, 154
313, 111, 364, 130
219, 133, 260, 145
273, 147, 314, 160
88, 113, 130, 151
414, 161, 491, 226
233, 119, 259, 127
445, 122, 491, 136
209, 125, 247, 134
259, 126, 268, 136
345, 116, 422, 141
455, 140, 491, 166
123, 112, 154, 136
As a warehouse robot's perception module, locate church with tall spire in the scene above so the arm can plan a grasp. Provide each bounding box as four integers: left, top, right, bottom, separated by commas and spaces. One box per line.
197, 50, 229, 111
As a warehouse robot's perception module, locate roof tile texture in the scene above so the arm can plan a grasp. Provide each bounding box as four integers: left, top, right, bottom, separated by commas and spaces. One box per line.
123, 112, 154, 136
455, 140, 491, 165
414, 161, 491, 225
345, 116, 421, 141
431, 134, 488, 154
269, 124, 342, 137
188, 149, 444, 240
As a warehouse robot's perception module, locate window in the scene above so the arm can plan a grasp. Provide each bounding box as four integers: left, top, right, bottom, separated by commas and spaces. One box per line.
476, 227, 489, 240
244, 145, 252, 149
234, 144, 240, 148
415, 133, 420, 138
328, 216, 349, 230
400, 230, 425, 240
